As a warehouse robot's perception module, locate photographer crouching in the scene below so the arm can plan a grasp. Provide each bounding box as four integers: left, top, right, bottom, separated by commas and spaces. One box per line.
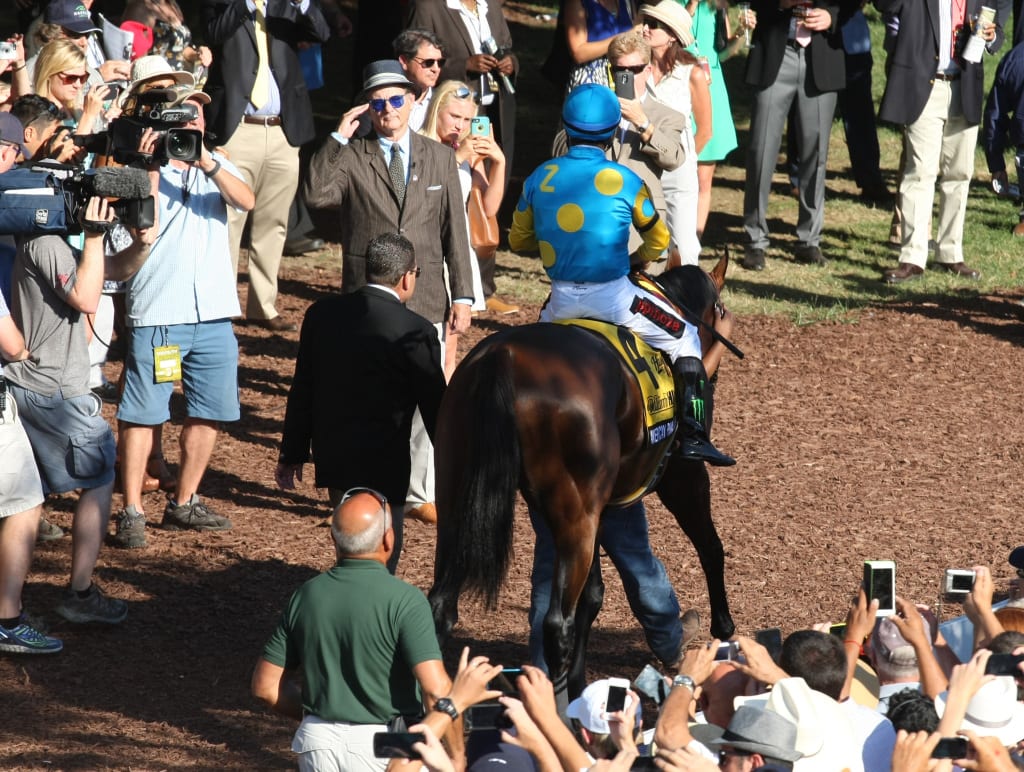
2, 120, 157, 626
109, 58, 254, 550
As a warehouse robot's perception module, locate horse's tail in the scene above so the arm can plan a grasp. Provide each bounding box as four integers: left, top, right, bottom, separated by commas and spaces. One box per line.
433, 345, 520, 609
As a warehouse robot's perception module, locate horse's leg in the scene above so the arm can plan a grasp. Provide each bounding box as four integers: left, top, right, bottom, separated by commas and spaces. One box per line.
526, 502, 600, 701
567, 543, 605, 698
656, 457, 735, 640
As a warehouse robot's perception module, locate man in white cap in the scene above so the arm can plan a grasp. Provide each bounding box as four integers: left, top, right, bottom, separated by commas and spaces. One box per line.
565, 678, 643, 759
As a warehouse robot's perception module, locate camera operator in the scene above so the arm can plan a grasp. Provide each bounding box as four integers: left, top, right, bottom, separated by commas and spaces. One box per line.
4, 184, 155, 626
111, 84, 254, 550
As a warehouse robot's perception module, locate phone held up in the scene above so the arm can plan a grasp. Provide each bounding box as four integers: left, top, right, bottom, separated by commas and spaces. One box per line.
488, 666, 523, 697
613, 69, 635, 100
984, 653, 1024, 676
470, 115, 491, 137
634, 663, 668, 705
605, 677, 630, 716
373, 732, 424, 759
931, 736, 969, 759
755, 628, 783, 662
864, 560, 896, 616
943, 568, 976, 600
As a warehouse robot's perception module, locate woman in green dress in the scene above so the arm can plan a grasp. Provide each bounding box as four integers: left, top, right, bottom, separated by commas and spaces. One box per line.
684, 0, 751, 236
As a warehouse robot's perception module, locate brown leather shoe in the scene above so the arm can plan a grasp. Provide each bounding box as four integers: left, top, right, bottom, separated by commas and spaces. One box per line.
883, 262, 924, 284
405, 502, 437, 525
680, 608, 701, 647
486, 296, 520, 315
935, 261, 981, 279
741, 247, 765, 271
1013, 221, 1024, 237
251, 316, 297, 332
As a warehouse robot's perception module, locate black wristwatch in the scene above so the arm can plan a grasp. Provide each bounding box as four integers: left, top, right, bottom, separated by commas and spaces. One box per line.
432, 697, 459, 720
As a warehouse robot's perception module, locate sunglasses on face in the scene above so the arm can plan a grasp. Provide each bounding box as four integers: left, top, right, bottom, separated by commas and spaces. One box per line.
339, 486, 389, 510
370, 94, 407, 112
56, 71, 89, 85
611, 63, 647, 74
414, 57, 447, 68
643, 16, 663, 29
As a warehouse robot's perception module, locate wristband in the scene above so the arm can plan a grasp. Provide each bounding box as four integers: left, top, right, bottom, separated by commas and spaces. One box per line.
203, 159, 222, 177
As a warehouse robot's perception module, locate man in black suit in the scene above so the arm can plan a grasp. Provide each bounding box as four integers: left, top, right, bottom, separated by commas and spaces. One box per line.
877, 0, 1009, 283
740, 0, 846, 271
275, 233, 446, 573
202, 0, 330, 331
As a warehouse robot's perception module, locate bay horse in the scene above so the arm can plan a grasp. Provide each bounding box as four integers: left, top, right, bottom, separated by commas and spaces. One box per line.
428, 257, 737, 696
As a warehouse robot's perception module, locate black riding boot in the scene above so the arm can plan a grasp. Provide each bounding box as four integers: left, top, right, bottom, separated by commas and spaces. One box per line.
673, 357, 736, 467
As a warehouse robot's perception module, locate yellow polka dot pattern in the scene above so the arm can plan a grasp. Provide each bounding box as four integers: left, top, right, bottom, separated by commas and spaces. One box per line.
539, 241, 556, 268
593, 167, 624, 196
556, 203, 584, 233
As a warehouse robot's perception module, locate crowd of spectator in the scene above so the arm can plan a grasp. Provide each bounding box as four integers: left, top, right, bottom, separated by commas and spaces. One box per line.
3, 0, 1024, 767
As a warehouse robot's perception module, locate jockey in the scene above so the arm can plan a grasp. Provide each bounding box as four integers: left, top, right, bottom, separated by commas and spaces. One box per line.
509, 84, 734, 466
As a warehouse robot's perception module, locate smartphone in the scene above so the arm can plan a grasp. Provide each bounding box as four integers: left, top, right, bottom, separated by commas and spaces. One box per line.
944, 568, 976, 597
372, 732, 424, 759
467, 704, 512, 732
714, 641, 740, 661
605, 677, 630, 714
488, 667, 523, 696
931, 736, 969, 759
984, 653, 1024, 676
864, 560, 896, 616
755, 627, 783, 662
102, 79, 130, 100
0, 41, 16, 60
829, 622, 848, 638
613, 69, 635, 100
470, 115, 491, 136
633, 663, 668, 705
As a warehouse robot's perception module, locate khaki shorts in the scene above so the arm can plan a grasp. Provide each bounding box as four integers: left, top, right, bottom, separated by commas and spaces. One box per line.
0, 391, 45, 518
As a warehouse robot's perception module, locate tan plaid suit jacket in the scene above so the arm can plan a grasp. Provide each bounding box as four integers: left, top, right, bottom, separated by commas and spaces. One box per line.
306, 131, 474, 324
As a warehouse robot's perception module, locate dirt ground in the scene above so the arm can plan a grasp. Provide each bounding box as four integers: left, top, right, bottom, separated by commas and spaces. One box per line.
3, 255, 1024, 770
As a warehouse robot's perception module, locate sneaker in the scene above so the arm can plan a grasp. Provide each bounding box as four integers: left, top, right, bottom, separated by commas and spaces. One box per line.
55, 584, 128, 624
485, 296, 520, 315
0, 621, 63, 654
162, 494, 232, 531
37, 517, 64, 542
111, 505, 147, 549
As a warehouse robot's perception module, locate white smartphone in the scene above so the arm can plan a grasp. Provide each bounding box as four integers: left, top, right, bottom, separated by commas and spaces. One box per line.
864, 560, 896, 617
604, 677, 630, 716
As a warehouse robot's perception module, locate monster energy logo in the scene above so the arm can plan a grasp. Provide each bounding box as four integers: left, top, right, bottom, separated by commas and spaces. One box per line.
690, 396, 706, 424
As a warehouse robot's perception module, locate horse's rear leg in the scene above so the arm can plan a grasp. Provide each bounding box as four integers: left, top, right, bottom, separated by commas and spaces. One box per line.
568, 546, 604, 698
527, 505, 599, 702
657, 459, 735, 640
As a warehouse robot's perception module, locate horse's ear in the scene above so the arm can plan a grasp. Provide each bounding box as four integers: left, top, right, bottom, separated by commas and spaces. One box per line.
710, 251, 728, 292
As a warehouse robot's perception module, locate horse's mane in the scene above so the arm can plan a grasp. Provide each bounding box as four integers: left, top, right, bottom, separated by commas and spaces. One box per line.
652, 266, 718, 323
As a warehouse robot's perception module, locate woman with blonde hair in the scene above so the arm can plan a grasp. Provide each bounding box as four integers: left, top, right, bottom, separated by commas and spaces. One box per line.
421, 80, 507, 378
34, 39, 109, 135
640, 0, 711, 267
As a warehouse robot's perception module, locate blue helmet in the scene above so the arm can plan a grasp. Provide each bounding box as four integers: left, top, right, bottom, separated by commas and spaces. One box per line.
562, 83, 620, 142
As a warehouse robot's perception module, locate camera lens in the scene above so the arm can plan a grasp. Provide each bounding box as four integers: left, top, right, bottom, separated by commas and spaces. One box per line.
165, 130, 201, 162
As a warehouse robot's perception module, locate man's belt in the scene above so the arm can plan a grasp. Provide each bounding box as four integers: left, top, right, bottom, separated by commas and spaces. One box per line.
243, 115, 282, 126
934, 72, 961, 81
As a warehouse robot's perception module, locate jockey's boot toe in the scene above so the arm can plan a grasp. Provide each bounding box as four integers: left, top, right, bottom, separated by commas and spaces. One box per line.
678, 434, 736, 467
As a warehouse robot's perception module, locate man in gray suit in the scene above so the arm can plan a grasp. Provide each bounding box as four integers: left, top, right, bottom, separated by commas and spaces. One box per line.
307, 60, 473, 524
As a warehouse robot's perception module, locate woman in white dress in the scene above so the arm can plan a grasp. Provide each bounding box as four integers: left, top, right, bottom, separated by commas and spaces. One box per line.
640, 0, 712, 267
421, 80, 507, 378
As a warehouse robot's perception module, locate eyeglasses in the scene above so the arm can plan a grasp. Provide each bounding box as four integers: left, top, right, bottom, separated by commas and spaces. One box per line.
413, 57, 447, 68
56, 71, 89, 85
643, 17, 662, 29
370, 94, 408, 113
332, 487, 392, 539
452, 86, 473, 99
718, 749, 753, 764
611, 64, 647, 74
409, 266, 422, 277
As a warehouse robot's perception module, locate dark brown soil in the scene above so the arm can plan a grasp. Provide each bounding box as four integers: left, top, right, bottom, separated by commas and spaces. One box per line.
4, 257, 1024, 770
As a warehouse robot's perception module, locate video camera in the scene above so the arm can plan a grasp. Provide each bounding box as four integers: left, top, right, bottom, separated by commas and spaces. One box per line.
75, 87, 204, 165
0, 162, 154, 236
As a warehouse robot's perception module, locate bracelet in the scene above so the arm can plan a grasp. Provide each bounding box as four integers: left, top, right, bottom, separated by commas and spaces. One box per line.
203, 159, 222, 177
843, 638, 862, 647
11, 63, 26, 72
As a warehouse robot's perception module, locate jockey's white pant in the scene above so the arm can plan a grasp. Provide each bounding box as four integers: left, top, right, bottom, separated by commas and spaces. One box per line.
540, 275, 701, 362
